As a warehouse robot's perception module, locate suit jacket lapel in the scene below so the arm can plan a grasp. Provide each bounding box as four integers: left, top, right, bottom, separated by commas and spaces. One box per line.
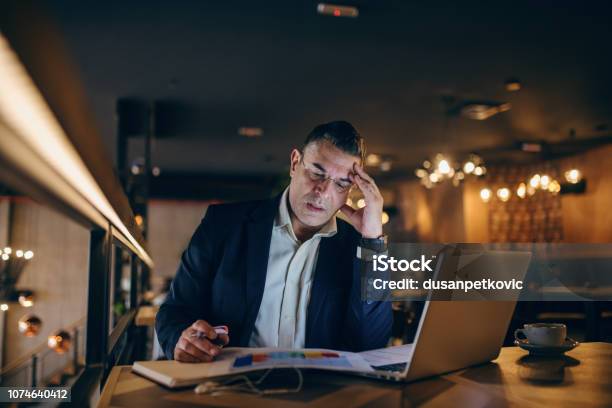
239, 195, 280, 346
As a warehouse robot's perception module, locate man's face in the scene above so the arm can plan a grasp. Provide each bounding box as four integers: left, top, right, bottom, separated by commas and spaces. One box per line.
288, 141, 360, 229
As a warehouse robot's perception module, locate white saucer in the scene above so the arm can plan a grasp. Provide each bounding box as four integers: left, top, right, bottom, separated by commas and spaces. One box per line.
515, 338, 579, 356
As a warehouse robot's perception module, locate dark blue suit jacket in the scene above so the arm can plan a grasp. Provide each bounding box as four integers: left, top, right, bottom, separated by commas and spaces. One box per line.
156, 194, 392, 359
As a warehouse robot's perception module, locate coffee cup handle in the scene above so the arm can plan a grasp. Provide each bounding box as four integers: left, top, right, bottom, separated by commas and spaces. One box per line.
514, 328, 527, 342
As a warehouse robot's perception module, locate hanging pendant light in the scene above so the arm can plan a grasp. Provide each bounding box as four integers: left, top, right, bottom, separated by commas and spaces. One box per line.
564, 168, 582, 184
17, 290, 35, 307
48, 330, 72, 354
18, 314, 42, 337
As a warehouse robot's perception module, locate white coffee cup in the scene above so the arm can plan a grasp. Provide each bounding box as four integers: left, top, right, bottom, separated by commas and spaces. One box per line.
514, 323, 567, 346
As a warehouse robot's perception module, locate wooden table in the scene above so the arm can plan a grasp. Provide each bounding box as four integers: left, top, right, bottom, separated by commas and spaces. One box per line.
98, 342, 612, 407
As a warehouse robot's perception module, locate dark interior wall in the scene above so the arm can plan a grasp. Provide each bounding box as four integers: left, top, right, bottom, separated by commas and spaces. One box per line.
147, 200, 210, 292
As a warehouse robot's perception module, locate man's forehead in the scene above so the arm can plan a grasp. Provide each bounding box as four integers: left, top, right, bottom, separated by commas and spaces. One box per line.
304, 141, 360, 175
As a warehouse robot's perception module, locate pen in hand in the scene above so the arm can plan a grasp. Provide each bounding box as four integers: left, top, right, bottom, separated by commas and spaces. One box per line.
190, 325, 229, 347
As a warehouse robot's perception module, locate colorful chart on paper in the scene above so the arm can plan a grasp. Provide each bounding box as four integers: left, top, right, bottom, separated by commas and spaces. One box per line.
232, 351, 352, 369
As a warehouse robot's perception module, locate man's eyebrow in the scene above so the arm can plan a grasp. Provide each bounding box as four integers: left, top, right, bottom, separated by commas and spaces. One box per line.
313, 162, 352, 183
312, 162, 327, 173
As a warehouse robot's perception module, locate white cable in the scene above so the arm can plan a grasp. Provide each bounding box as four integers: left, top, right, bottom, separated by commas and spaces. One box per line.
194, 368, 303, 396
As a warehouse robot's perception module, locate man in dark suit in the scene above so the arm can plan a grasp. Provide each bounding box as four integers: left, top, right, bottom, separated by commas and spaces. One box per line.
156, 121, 392, 362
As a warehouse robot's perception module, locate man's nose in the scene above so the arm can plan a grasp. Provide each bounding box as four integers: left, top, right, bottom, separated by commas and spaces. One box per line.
313, 178, 333, 195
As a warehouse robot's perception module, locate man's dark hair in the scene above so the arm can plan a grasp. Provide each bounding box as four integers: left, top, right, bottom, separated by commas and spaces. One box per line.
303, 121, 365, 162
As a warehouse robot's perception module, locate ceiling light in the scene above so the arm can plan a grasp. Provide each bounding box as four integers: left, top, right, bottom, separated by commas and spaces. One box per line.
463, 161, 475, 174
564, 169, 582, 184
48, 330, 72, 354
548, 180, 561, 194
460, 102, 511, 120
317, 3, 359, 18
23, 250, 34, 260
3, 247, 11, 254
15, 250, 23, 258
18, 290, 34, 307
437, 159, 451, 175
1, 253, 8, 261
380, 160, 392, 172
527, 185, 536, 196
415, 168, 427, 178
365, 154, 381, 167
238, 127, 263, 138
18, 314, 42, 337
529, 174, 541, 188
480, 188, 492, 203
539, 175, 551, 190
497, 187, 511, 202
0, 304, 8, 311
417, 153, 485, 189
521, 142, 543, 153
516, 183, 526, 199
505, 78, 521, 92
420, 177, 433, 189
452, 171, 465, 187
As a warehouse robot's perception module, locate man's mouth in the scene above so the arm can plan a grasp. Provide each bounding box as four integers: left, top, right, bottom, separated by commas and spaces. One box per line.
306, 202, 325, 212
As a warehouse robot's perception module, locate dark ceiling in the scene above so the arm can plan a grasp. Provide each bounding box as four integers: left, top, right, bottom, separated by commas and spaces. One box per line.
43, 0, 612, 177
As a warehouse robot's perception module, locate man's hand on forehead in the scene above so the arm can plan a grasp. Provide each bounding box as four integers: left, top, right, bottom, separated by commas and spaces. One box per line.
340, 163, 384, 238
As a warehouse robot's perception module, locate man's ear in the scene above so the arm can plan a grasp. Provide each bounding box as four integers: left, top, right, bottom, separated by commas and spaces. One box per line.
289, 149, 301, 177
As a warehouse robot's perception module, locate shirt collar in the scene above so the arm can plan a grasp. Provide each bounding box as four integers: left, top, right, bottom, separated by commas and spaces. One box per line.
275, 187, 337, 241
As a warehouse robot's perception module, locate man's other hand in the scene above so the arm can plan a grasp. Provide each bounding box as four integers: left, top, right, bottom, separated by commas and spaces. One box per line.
173, 320, 230, 363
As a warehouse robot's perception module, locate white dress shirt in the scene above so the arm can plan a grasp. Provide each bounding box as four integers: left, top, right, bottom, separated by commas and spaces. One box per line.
249, 187, 337, 348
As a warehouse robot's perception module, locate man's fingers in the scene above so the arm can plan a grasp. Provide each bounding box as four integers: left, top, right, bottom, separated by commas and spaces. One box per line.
340, 204, 356, 217
175, 349, 199, 363
353, 174, 368, 188
192, 320, 217, 339
217, 333, 230, 346
354, 174, 377, 198
180, 338, 215, 361
175, 320, 229, 363
352, 165, 382, 203
190, 336, 222, 356
353, 163, 374, 183
176, 337, 212, 362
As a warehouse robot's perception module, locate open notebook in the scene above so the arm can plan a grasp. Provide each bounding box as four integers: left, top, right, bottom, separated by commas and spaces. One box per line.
133, 345, 413, 388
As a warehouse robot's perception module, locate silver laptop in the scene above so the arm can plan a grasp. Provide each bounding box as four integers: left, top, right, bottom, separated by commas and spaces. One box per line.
355, 246, 532, 382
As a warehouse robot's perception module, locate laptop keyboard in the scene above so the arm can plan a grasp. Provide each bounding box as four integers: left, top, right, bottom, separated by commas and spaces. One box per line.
371, 362, 407, 372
